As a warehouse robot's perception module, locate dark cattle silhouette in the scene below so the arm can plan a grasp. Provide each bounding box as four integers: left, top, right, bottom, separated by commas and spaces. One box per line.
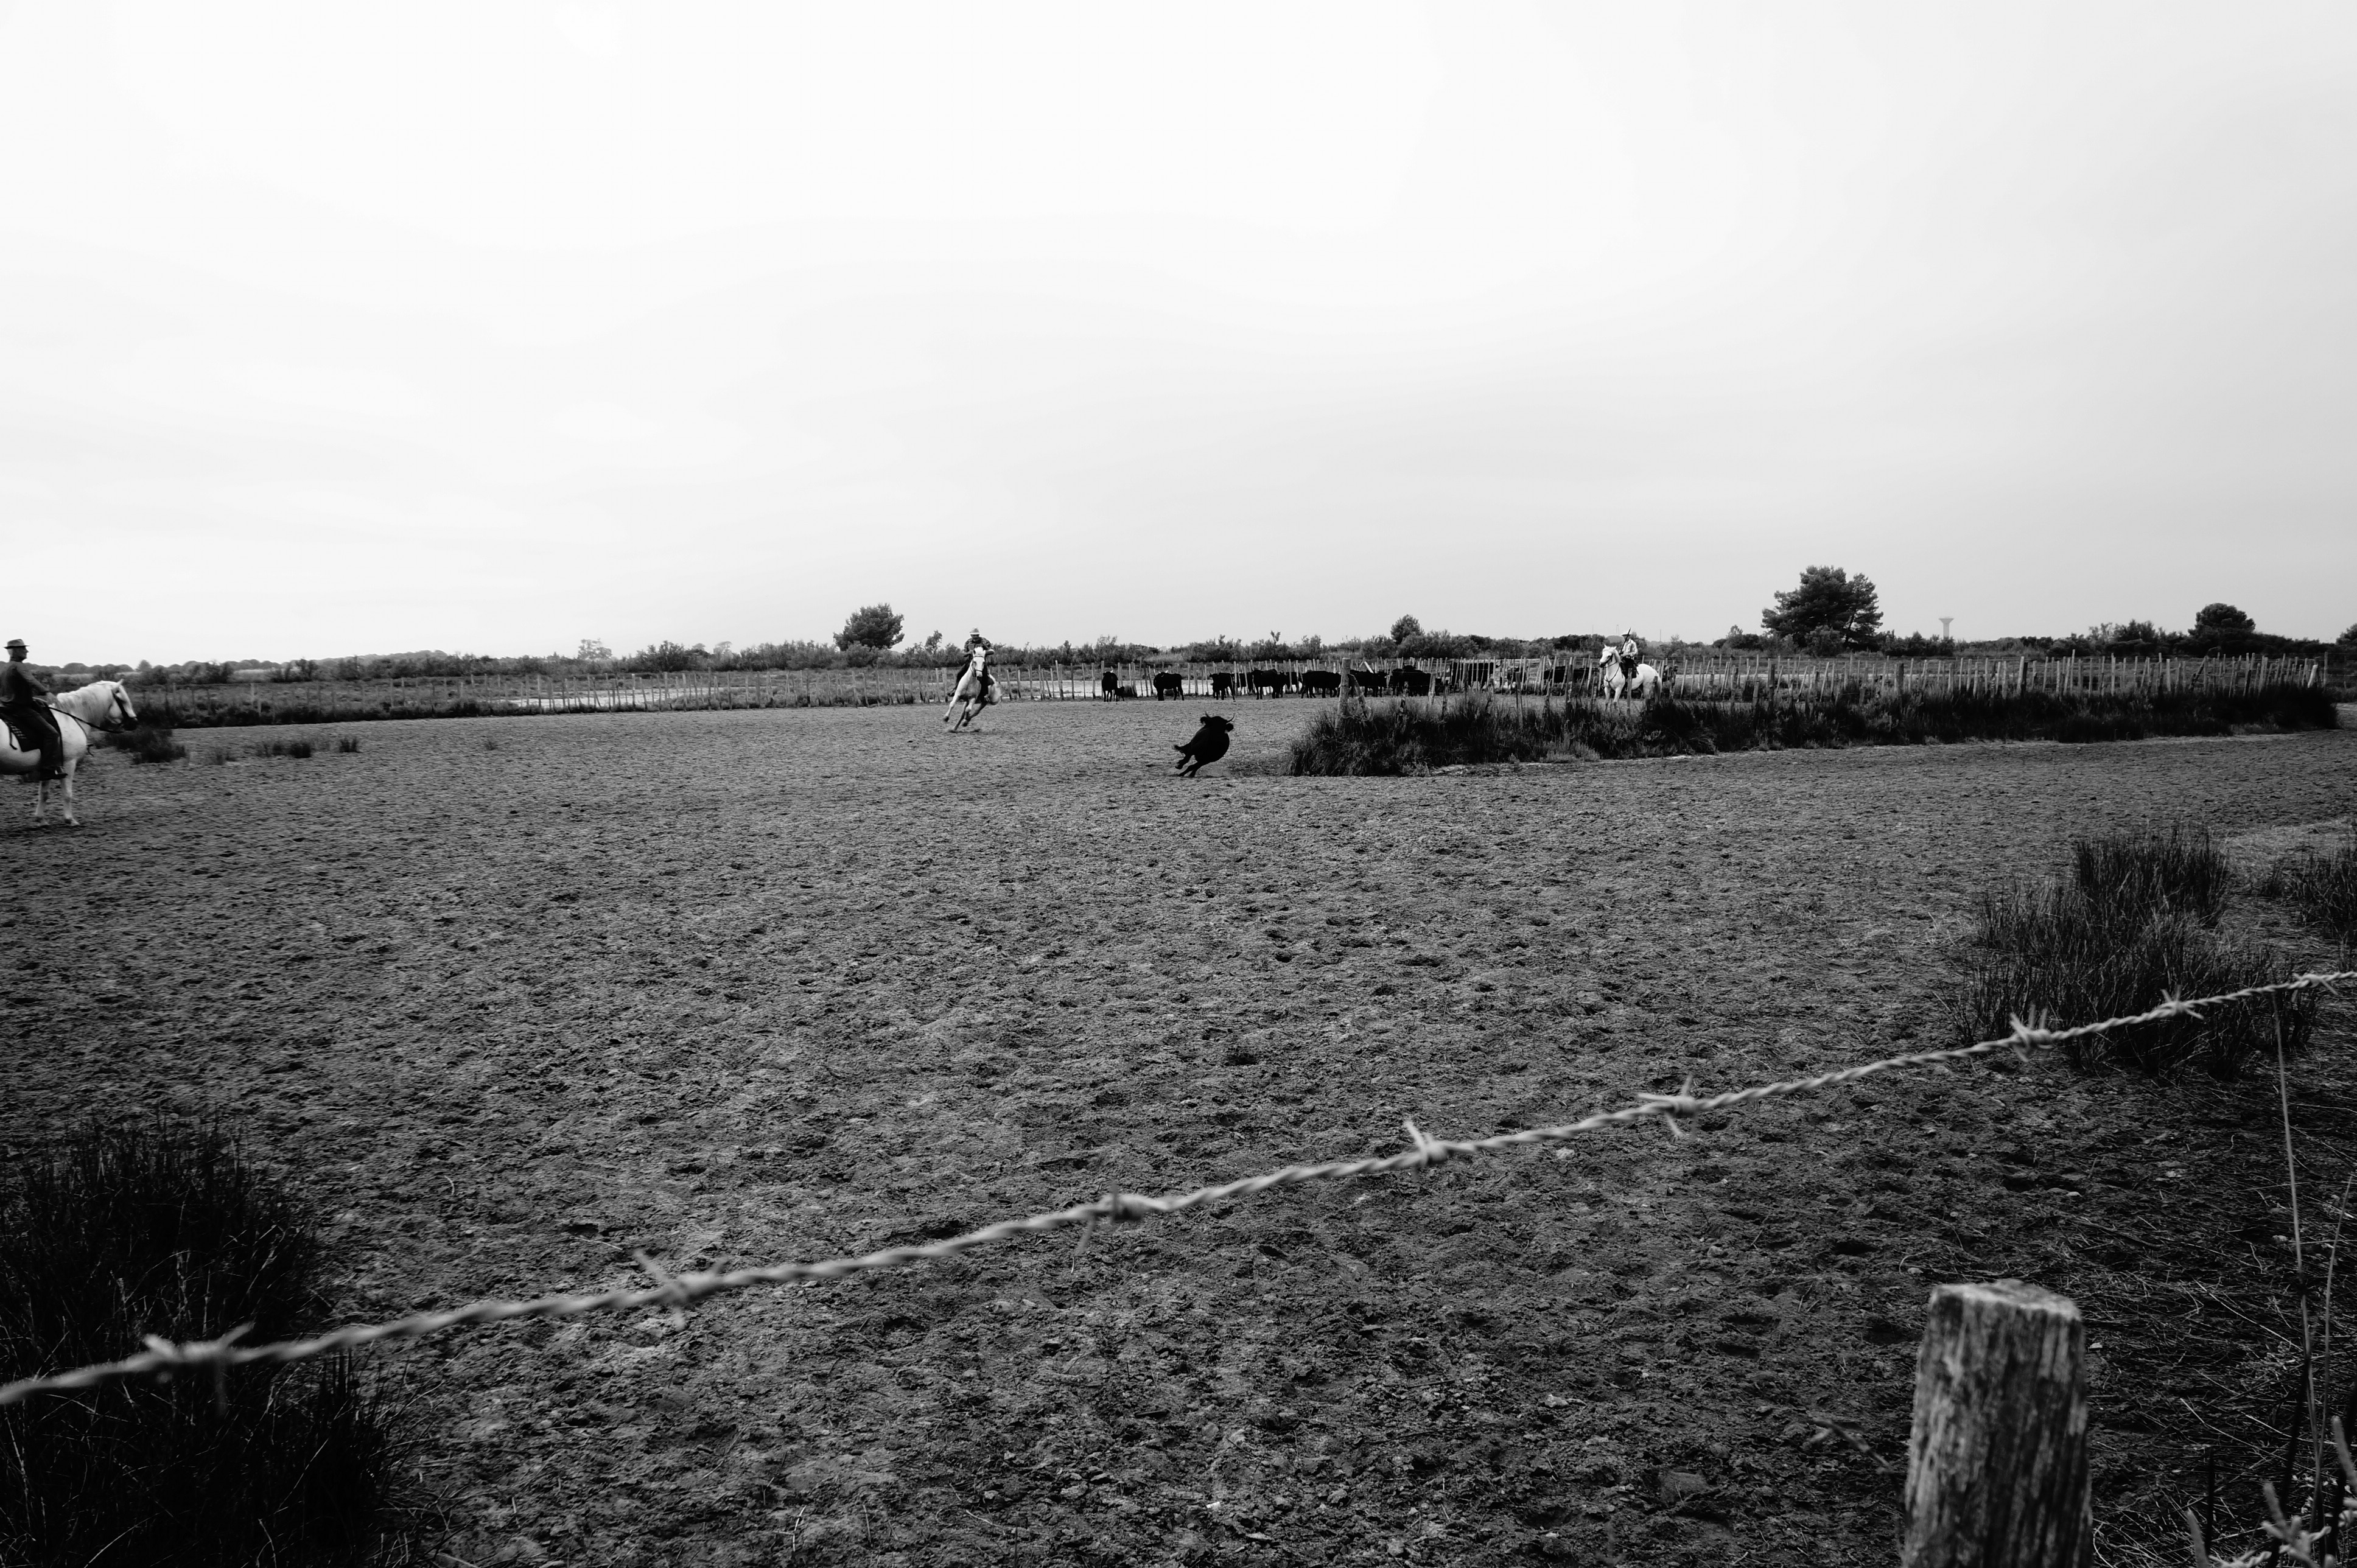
1345, 664, 1388, 696
1152, 671, 1184, 699
1210, 671, 1236, 699
1100, 670, 1120, 699
1246, 668, 1289, 698
1298, 670, 1341, 697
1174, 714, 1235, 778
1389, 665, 1435, 696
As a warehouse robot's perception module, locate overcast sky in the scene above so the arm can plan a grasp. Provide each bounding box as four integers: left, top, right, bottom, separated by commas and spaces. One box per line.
2, 2, 2351, 664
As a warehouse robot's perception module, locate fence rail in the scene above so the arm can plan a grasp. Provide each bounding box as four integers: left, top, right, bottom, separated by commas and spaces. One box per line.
118, 652, 2328, 726
5, 969, 2347, 1409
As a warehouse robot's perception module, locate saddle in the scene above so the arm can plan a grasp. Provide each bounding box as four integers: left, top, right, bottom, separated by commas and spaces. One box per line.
1, 710, 62, 774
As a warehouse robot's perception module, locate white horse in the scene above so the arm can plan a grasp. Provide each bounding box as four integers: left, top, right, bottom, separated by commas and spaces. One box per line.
1594, 646, 1662, 701
2, 680, 139, 827
944, 646, 996, 731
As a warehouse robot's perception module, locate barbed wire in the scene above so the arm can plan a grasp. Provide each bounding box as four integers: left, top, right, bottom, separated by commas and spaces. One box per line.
5, 968, 2352, 1409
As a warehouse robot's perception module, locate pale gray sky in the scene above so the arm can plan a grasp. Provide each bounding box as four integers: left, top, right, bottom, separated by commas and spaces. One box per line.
2, 2, 2351, 664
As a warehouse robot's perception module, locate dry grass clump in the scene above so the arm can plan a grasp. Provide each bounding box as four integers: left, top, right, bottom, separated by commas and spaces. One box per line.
2258, 824, 2357, 944
103, 724, 186, 765
1949, 826, 2314, 1076
0, 1122, 427, 1566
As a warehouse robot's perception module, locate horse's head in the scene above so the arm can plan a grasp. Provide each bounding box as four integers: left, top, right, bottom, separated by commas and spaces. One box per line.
57, 679, 138, 730
971, 645, 990, 671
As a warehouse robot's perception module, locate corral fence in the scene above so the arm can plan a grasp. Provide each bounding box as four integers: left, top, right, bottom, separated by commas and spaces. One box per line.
1062, 651, 2325, 701
5, 973, 2350, 1567
117, 652, 2333, 727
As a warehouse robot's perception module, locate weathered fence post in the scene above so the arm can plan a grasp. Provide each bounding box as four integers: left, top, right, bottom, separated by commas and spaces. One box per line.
1903, 1280, 2089, 1568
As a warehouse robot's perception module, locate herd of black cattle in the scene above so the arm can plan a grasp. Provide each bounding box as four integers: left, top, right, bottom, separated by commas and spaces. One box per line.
1099, 663, 1581, 700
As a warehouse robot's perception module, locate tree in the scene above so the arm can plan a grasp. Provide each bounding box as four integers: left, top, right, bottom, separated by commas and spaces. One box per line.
1762, 566, 1883, 649
2192, 603, 2254, 635
634, 640, 703, 672
1389, 615, 1422, 643
2338, 623, 2357, 648
835, 604, 905, 651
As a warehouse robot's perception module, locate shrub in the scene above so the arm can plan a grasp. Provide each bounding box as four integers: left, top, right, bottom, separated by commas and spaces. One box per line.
335, 736, 361, 754
105, 724, 186, 765
0, 1122, 424, 1566
1948, 828, 2314, 1077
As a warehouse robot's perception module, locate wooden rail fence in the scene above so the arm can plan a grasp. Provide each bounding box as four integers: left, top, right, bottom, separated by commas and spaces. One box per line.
117, 653, 2324, 727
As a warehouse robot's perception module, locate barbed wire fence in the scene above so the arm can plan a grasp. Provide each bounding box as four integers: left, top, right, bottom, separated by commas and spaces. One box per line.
4, 968, 2352, 1410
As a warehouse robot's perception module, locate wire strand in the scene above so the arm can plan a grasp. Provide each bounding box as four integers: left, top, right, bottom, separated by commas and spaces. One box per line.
4, 967, 2348, 1408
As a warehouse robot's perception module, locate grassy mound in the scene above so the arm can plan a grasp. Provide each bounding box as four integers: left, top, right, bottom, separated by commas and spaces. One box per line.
1947, 826, 2315, 1076
0, 1122, 425, 1566
1286, 683, 2338, 774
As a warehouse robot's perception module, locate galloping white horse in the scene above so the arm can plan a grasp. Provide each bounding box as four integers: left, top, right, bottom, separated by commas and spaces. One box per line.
1, 680, 138, 827
944, 646, 996, 731
1595, 645, 1662, 701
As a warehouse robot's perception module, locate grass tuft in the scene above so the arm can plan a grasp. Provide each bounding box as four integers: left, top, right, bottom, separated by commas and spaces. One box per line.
251, 739, 315, 759
334, 736, 361, 754
1949, 827, 2313, 1076
0, 1121, 427, 1566
2257, 823, 2357, 943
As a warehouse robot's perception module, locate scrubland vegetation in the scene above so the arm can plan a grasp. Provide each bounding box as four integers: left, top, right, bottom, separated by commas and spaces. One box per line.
1286, 682, 2339, 775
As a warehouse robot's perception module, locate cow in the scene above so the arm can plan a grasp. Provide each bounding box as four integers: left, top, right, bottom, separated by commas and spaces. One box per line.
1152, 671, 1184, 699
1100, 670, 1120, 700
1246, 668, 1291, 698
1210, 671, 1236, 699
1389, 665, 1435, 697
1174, 714, 1235, 778
1345, 664, 1388, 696
1298, 670, 1341, 697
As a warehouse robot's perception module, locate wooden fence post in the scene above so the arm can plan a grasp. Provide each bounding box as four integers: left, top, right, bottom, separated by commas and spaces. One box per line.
1903, 1280, 2090, 1568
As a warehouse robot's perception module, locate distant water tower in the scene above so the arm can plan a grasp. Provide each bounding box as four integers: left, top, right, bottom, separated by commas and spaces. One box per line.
1939, 617, 1953, 641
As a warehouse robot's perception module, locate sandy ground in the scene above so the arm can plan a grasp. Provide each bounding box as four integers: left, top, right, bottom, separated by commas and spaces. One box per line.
5, 702, 2355, 1567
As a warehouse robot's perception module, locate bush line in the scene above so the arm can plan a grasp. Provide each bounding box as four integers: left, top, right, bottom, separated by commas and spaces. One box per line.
1287, 683, 2338, 774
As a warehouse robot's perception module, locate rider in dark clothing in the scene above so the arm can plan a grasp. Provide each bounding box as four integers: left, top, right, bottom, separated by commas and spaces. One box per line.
0, 639, 62, 780
959, 631, 999, 701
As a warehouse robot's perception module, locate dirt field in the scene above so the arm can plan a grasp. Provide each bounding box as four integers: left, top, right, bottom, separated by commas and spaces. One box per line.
6, 704, 2355, 1567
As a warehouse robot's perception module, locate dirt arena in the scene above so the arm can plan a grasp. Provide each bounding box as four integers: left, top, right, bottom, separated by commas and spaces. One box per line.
6, 704, 2354, 1566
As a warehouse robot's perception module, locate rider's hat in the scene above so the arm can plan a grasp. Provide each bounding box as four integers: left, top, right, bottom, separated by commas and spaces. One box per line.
4, 639, 24, 653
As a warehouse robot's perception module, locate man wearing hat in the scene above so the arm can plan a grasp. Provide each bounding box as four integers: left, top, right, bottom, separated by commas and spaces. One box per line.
1, 639, 63, 780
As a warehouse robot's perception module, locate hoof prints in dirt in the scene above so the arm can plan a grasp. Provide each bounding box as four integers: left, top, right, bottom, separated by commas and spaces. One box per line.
6, 707, 2355, 1565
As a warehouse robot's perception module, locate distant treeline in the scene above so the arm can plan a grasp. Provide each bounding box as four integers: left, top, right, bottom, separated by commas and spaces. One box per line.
36, 617, 2357, 691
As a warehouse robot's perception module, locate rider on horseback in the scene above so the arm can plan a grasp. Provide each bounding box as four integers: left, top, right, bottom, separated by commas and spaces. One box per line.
1, 639, 63, 780
959, 631, 999, 702
1617, 631, 1642, 687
